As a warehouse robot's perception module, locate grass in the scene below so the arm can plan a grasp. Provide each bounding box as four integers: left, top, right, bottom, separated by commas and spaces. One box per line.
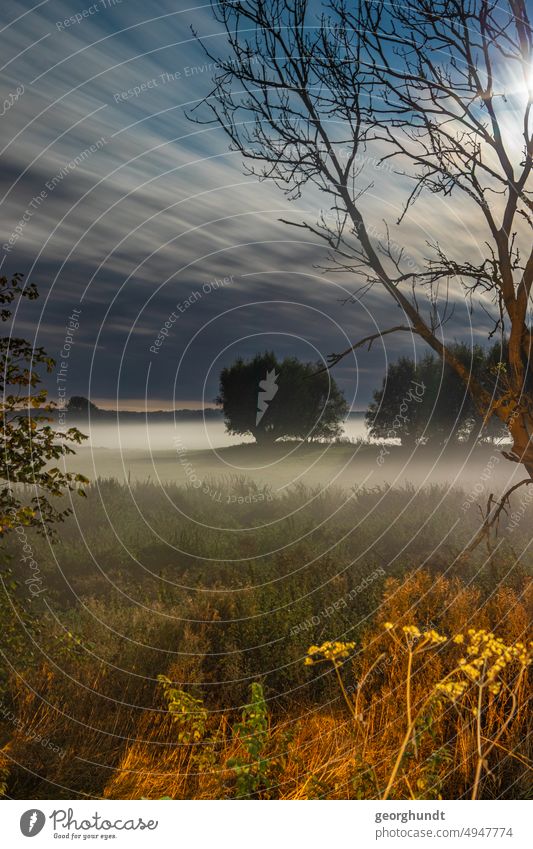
0, 478, 532, 799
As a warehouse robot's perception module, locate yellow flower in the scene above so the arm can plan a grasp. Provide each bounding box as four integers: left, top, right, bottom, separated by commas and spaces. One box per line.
305, 640, 356, 666
384, 622, 394, 630
436, 680, 467, 700
424, 629, 447, 644
453, 634, 464, 644
402, 625, 421, 638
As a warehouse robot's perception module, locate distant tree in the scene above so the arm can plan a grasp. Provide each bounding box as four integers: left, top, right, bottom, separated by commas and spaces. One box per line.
366, 343, 505, 446
67, 396, 98, 414
0, 273, 88, 537
217, 352, 348, 444
366, 356, 424, 447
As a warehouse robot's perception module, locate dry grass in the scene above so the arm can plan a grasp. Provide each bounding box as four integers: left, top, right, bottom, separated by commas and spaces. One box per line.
1, 571, 531, 799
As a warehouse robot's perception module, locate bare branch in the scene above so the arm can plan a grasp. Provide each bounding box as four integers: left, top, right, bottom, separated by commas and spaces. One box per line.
314, 325, 418, 375
466, 477, 533, 552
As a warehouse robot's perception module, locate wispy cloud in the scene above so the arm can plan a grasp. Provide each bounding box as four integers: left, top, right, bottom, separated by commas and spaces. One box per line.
0, 0, 501, 407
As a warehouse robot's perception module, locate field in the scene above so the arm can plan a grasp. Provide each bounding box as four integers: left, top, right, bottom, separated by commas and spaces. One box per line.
0, 443, 532, 800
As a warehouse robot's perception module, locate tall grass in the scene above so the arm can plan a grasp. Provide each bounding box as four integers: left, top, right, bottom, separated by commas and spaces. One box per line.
1, 479, 531, 798
1, 569, 530, 799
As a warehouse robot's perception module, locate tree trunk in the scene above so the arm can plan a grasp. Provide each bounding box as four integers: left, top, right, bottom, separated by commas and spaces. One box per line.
253, 428, 276, 446
505, 413, 533, 480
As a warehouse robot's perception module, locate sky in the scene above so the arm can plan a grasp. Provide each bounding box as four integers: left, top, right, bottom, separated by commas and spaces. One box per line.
0, 0, 507, 411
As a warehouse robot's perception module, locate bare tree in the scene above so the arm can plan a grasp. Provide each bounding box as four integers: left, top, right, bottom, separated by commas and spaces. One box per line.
193, 0, 533, 483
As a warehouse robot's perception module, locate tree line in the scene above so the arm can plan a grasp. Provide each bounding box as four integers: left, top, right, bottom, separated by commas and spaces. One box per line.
218, 347, 517, 447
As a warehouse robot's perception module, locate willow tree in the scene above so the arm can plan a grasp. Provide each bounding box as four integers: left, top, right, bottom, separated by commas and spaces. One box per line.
193, 0, 533, 508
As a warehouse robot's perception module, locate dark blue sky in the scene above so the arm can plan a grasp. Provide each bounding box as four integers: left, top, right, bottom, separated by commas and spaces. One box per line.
1, 0, 497, 410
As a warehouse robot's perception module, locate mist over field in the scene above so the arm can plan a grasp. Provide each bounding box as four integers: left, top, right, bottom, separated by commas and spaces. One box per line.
70, 415, 366, 450
61, 416, 525, 498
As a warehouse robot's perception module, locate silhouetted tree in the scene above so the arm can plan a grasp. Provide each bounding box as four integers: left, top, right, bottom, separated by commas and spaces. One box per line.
0, 274, 88, 537
367, 342, 531, 446
366, 344, 487, 445
217, 352, 347, 444
366, 356, 425, 447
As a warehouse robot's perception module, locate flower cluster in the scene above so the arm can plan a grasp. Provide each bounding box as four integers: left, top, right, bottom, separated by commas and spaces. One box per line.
383, 622, 447, 646
305, 640, 356, 666
423, 629, 448, 645
435, 680, 468, 699
439, 630, 532, 699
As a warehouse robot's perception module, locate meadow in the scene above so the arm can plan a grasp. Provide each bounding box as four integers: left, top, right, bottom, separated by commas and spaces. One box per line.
0, 457, 531, 800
